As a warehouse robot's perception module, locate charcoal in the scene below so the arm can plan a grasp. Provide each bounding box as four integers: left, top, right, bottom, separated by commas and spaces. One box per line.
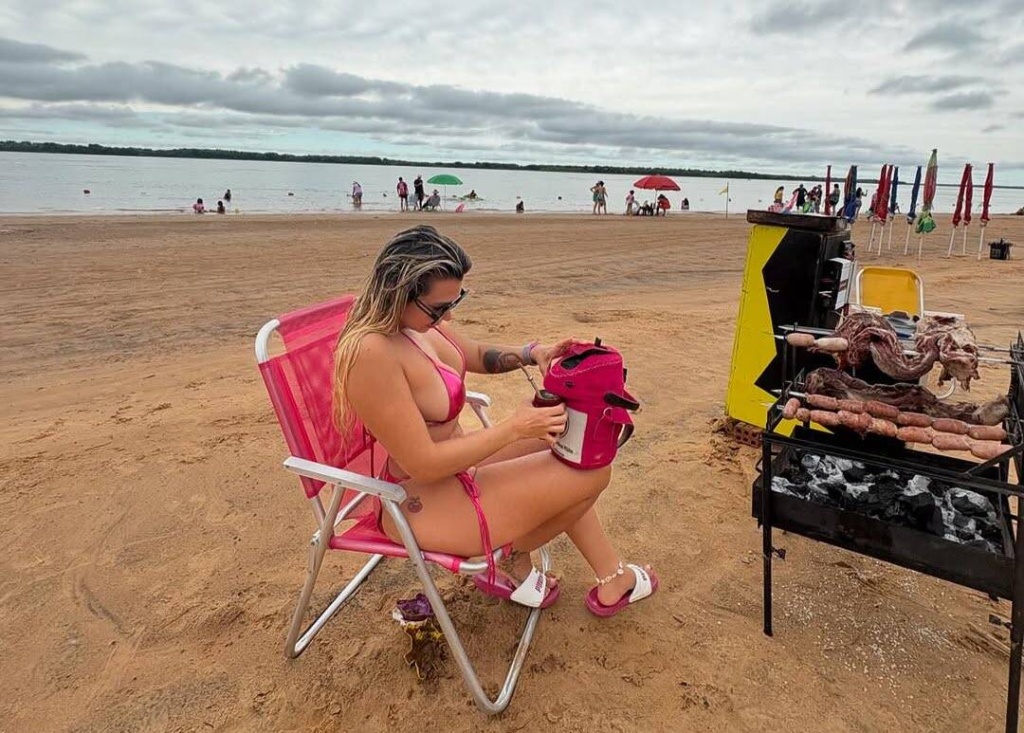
776, 450, 1005, 551
977, 517, 1004, 543
842, 464, 868, 483
965, 537, 1001, 555
948, 488, 994, 517
800, 453, 821, 472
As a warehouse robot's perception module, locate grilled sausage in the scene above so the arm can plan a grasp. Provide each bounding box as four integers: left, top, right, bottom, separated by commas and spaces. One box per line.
967, 425, 1007, 442
932, 433, 970, 451
809, 409, 841, 427
970, 440, 1010, 461
782, 398, 801, 419
806, 394, 840, 411
868, 418, 898, 439
897, 426, 933, 444
864, 401, 900, 421
838, 399, 865, 414
932, 418, 969, 436
795, 408, 811, 422
785, 332, 817, 348
837, 410, 872, 433
896, 411, 933, 428
813, 337, 849, 353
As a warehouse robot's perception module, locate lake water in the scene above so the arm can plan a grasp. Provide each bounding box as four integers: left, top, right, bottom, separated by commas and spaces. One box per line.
1, 152, 1020, 217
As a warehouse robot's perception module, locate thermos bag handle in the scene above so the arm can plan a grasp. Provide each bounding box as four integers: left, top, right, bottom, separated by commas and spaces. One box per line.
617, 423, 635, 448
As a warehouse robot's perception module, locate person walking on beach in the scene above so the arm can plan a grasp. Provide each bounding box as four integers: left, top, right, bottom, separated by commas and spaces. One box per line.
397, 177, 409, 212
591, 181, 608, 215
625, 189, 636, 216
414, 175, 425, 210
828, 184, 841, 215
795, 184, 807, 211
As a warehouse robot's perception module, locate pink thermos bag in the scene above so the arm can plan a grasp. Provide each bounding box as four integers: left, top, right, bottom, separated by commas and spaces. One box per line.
542, 339, 640, 469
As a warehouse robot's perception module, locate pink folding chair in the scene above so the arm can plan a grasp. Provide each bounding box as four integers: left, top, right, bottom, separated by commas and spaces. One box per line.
255, 295, 551, 714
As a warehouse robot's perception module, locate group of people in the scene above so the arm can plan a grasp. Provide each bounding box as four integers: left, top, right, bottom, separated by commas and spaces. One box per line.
192, 188, 231, 214
351, 177, 441, 211
624, 190, 689, 217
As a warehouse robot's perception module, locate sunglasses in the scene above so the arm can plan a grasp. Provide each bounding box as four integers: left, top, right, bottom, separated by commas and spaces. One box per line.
414, 288, 469, 323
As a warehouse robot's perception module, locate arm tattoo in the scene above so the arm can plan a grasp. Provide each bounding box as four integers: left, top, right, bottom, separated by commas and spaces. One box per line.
483, 348, 523, 374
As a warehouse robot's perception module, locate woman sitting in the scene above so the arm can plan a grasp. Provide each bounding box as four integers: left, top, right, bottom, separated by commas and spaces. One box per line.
423, 190, 442, 211
333, 225, 657, 615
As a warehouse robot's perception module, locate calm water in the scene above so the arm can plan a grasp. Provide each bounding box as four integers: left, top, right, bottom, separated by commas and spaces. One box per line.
1, 152, 1020, 216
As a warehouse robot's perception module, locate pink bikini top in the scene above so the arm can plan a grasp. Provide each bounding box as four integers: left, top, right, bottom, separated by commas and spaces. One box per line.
403, 327, 467, 425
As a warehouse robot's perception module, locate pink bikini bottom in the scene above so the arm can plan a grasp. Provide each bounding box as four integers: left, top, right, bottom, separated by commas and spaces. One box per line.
379, 465, 498, 583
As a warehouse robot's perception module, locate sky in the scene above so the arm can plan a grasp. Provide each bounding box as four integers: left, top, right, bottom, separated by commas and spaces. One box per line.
1, 0, 1023, 183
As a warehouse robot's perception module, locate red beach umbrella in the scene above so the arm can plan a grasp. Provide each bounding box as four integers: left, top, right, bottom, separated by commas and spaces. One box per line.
633, 174, 680, 192
951, 163, 971, 227
980, 163, 994, 224
963, 171, 974, 227
873, 164, 891, 223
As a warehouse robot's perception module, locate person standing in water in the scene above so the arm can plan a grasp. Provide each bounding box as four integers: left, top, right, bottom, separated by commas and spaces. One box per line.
414, 175, 425, 210
352, 181, 363, 208
223, 189, 232, 203
397, 177, 410, 212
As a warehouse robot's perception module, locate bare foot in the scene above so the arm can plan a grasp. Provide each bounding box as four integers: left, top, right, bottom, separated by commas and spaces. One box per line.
595, 564, 652, 606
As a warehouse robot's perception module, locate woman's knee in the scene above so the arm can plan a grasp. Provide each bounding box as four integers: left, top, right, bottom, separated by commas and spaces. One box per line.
582, 464, 612, 498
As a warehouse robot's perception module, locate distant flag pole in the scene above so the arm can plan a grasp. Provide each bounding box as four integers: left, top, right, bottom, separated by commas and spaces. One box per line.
719, 182, 730, 218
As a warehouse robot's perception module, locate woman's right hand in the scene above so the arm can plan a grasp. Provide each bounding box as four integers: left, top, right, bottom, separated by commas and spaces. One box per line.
510, 400, 567, 444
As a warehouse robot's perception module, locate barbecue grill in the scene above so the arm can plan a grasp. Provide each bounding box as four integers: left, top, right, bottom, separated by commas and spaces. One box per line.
754, 331, 1024, 731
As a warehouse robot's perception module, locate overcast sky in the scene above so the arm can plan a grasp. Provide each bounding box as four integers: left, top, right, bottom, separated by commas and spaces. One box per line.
1, 0, 1022, 183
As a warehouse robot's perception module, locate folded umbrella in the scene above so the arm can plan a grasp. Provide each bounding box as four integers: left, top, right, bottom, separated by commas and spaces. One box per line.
977, 163, 995, 259
903, 166, 922, 255
948, 163, 972, 257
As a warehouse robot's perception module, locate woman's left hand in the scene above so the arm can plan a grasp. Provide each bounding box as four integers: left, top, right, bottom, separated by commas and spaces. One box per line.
532, 338, 582, 375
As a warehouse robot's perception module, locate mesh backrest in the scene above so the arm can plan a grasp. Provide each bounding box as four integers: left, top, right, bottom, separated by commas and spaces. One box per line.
258, 295, 386, 509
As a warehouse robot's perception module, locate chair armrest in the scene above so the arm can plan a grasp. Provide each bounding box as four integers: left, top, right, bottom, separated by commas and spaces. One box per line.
283, 456, 407, 503
465, 390, 491, 408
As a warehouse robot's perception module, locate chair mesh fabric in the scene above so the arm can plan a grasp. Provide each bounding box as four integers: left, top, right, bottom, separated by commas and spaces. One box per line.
259, 296, 384, 522
259, 296, 477, 573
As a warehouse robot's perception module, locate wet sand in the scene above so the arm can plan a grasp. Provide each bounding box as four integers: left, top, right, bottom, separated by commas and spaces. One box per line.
1, 212, 1023, 732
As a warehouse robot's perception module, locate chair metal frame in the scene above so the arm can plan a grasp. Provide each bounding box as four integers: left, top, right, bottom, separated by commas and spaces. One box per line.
256, 315, 550, 715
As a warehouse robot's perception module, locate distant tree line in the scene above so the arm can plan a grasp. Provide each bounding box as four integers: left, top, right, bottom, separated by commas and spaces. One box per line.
0, 139, 808, 182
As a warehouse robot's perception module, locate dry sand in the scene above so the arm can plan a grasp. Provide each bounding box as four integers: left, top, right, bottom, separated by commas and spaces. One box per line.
2, 212, 1023, 732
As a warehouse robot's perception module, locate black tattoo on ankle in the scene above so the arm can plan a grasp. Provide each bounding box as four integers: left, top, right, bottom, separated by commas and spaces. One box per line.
483, 348, 523, 374
407, 496, 423, 513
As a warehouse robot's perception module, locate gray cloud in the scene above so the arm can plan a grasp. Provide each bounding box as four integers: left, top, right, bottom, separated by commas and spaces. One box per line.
904, 22, 986, 52
982, 124, 1004, 133
749, 0, 872, 34
0, 36, 86, 63
930, 91, 995, 111
869, 75, 985, 96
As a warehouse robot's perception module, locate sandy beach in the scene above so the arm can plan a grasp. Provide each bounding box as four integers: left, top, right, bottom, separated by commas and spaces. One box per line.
3, 211, 1024, 732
